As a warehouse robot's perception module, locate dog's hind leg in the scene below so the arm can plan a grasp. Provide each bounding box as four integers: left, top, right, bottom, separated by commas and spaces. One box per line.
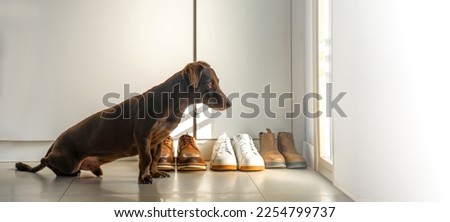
80, 157, 103, 177
91, 168, 103, 177
53, 169, 80, 177
42, 150, 81, 177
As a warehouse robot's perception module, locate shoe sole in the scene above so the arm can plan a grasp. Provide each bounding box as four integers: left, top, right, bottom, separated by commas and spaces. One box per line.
286, 162, 307, 169
265, 162, 287, 169
157, 165, 175, 171
239, 166, 265, 171
210, 164, 237, 171
177, 164, 207, 171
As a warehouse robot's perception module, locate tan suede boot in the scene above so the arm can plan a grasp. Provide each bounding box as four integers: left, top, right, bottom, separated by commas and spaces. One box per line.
259, 129, 286, 168
157, 136, 175, 171
278, 132, 307, 169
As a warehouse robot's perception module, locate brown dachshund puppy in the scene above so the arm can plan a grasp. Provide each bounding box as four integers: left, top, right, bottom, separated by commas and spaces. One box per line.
16, 61, 231, 184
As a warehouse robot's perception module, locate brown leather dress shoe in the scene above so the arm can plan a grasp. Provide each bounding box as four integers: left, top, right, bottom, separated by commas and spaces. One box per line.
177, 134, 206, 171
157, 136, 175, 171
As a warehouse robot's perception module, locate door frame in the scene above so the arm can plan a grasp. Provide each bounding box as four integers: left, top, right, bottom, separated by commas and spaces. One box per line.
313, 0, 334, 181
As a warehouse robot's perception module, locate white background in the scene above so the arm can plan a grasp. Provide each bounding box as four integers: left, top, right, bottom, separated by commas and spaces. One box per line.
2, 202, 449, 221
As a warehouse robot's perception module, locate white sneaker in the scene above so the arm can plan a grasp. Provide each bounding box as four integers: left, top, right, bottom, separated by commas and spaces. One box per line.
232, 133, 265, 171
210, 133, 237, 171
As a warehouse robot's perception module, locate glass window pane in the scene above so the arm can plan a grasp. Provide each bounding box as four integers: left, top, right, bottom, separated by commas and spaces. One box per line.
318, 0, 333, 164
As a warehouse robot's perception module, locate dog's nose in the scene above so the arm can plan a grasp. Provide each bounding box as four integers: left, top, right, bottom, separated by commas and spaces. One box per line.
225, 99, 232, 108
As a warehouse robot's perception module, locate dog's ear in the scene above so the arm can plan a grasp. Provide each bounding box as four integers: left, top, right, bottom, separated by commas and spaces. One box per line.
182, 62, 206, 88
189, 67, 200, 89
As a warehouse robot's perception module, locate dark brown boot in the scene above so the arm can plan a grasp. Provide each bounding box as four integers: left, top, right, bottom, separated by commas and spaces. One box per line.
259, 129, 286, 168
278, 132, 307, 169
157, 136, 175, 171
177, 134, 206, 171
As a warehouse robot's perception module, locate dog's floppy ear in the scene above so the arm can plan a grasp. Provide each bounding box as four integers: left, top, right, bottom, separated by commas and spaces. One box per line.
182, 62, 207, 88
189, 68, 200, 89
182, 63, 197, 88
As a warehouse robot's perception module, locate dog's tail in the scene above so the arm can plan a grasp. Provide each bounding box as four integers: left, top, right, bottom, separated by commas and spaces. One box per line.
15, 143, 54, 173
15, 162, 46, 173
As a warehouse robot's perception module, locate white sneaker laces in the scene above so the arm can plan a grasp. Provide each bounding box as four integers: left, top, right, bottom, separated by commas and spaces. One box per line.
217, 138, 232, 155
238, 136, 258, 156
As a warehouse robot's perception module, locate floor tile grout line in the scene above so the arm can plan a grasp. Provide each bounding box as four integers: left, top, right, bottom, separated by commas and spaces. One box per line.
246, 172, 268, 202
58, 177, 76, 202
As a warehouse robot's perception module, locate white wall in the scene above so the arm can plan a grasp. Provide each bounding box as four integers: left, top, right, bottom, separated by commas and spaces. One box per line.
197, 0, 292, 139
332, 0, 450, 201
0, 0, 193, 140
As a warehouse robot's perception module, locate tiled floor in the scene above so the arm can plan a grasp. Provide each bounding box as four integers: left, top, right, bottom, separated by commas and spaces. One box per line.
0, 161, 352, 202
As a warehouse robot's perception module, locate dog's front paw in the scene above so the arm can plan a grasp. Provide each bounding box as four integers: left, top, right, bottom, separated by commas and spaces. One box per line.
151, 171, 170, 178
138, 175, 153, 184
